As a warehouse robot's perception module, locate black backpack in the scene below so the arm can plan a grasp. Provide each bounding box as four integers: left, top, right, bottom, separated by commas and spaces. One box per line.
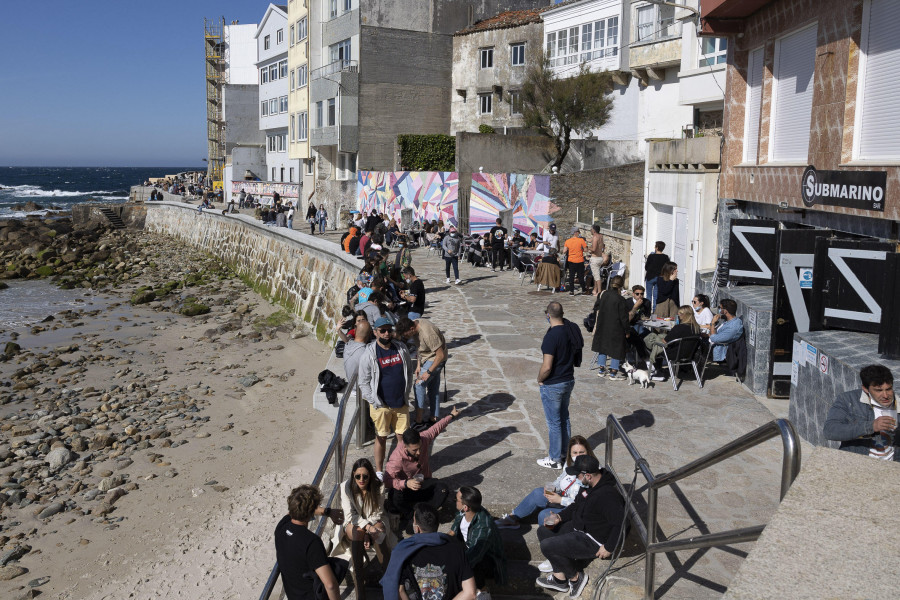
317, 369, 347, 405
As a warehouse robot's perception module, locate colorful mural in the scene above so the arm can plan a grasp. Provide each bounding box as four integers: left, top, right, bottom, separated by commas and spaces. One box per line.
231, 181, 299, 198
357, 171, 458, 226
469, 173, 555, 235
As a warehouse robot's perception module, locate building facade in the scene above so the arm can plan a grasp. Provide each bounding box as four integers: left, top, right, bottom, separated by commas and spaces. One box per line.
256, 4, 294, 186
288, 0, 312, 201
451, 9, 547, 134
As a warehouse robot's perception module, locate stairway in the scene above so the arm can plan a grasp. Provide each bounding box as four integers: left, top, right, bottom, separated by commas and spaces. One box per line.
99, 207, 126, 229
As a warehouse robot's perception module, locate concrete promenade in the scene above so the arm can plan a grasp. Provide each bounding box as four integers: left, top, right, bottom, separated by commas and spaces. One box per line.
317, 231, 792, 599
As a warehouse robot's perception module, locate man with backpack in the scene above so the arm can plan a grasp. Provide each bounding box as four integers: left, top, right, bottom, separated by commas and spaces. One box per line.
536, 301, 584, 470
442, 226, 462, 285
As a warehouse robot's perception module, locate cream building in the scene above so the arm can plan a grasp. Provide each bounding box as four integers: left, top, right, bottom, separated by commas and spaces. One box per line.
288, 0, 312, 205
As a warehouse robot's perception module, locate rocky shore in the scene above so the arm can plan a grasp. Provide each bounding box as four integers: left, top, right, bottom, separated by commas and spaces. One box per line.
0, 216, 331, 599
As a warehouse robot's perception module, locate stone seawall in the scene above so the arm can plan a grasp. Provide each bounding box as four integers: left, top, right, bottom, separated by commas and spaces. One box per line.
145, 202, 361, 341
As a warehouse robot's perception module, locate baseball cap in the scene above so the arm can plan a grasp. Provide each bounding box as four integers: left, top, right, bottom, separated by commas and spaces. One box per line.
571, 226, 580, 235
373, 316, 393, 329
549, 223, 557, 231
357, 287, 373, 303
565, 455, 601, 476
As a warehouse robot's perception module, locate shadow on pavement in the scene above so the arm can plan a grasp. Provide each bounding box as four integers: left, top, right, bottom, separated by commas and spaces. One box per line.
587, 408, 656, 450
446, 334, 482, 350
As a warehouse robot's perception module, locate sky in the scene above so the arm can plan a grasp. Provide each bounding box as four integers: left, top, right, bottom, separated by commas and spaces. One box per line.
0, 1, 271, 167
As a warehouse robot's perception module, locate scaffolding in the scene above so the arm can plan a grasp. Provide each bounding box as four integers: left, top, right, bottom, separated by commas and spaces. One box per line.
204, 17, 227, 185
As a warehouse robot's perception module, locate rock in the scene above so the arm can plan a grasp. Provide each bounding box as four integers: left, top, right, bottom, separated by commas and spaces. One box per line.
98, 475, 124, 492
235, 303, 250, 315
37, 501, 65, 519
0, 544, 31, 566
238, 375, 261, 387
0, 565, 27, 581
164, 469, 177, 478
28, 575, 50, 587
45, 446, 72, 472
179, 300, 210, 317
130, 288, 156, 305
90, 432, 115, 450
14, 589, 40, 600
3, 342, 21, 358
34, 265, 55, 277
212, 485, 229, 493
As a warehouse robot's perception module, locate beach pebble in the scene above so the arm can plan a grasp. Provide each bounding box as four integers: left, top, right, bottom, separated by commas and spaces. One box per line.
45, 447, 72, 472
37, 502, 65, 520
28, 575, 50, 587
0, 564, 28, 581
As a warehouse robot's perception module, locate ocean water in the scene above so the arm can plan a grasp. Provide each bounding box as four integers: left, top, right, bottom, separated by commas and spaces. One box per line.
0, 280, 108, 330
0, 166, 200, 217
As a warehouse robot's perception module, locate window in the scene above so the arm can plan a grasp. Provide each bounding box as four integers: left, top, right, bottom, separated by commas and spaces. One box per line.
343, 0, 351, 10
636, 6, 653, 41
316, 101, 323, 128
330, 0, 337, 18
270, 98, 278, 114
290, 114, 295, 141
297, 17, 308, 41
480, 47, 494, 69
290, 25, 295, 46
268, 136, 276, 152
634, 4, 678, 43
269, 64, 278, 81
511, 42, 525, 66
264, 35, 271, 50
277, 29, 283, 44
290, 69, 295, 90
279, 60, 288, 78
297, 65, 308, 87
272, 167, 276, 180
261, 68, 269, 84
770, 24, 817, 162
290, 167, 294, 181
509, 90, 522, 115
299, 111, 308, 140
743, 47, 764, 164
330, 39, 352, 65
261, 101, 268, 117
855, 0, 900, 159
327, 98, 336, 126
305, 159, 315, 175
337, 153, 356, 180
546, 27, 581, 67
278, 135, 287, 152
699, 37, 728, 67
478, 93, 492, 115
280, 96, 288, 113
578, 17, 619, 62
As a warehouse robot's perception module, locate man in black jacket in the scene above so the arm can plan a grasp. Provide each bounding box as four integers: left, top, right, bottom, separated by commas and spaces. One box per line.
535, 455, 625, 598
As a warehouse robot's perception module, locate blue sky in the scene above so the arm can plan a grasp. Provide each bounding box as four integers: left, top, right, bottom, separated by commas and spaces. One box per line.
0, 1, 270, 167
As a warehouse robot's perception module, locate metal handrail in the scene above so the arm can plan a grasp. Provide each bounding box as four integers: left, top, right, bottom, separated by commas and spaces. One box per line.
310, 59, 358, 81
259, 374, 360, 600
603, 415, 801, 600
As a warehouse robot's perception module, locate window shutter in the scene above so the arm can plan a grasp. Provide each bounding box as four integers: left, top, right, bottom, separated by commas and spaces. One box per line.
772, 25, 817, 162
858, 0, 900, 159
743, 47, 764, 163
654, 204, 673, 249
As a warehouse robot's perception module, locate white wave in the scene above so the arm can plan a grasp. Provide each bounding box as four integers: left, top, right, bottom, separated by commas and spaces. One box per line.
0, 182, 122, 198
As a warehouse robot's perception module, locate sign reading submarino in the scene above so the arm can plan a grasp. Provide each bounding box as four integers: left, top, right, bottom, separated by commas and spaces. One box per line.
801, 166, 887, 211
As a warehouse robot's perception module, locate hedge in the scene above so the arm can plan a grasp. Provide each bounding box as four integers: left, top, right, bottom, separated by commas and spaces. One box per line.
397, 134, 456, 171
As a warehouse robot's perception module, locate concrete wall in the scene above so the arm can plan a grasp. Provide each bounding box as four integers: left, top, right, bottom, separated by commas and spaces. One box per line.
223, 84, 265, 152
225, 23, 260, 85
144, 202, 360, 342
456, 131, 556, 174
432, 0, 554, 36
73, 203, 147, 229
575, 220, 634, 286
719, 285, 774, 397
548, 162, 645, 234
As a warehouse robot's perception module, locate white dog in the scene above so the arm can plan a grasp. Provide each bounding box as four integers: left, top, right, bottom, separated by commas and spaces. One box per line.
622, 361, 650, 389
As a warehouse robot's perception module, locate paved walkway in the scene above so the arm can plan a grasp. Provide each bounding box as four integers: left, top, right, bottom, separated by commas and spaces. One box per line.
321, 229, 790, 598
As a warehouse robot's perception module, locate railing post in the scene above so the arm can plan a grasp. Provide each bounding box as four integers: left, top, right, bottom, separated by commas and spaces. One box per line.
576, 206, 580, 223
645, 486, 658, 600
609, 212, 614, 231
631, 216, 636, 237
777, 419, 801, 500
592, 208, 595, 224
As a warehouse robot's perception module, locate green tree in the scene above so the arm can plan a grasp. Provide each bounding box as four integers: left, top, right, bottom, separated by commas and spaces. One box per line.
520, 59, 614, 170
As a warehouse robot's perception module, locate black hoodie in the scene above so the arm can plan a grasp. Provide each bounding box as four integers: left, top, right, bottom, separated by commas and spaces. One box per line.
556, 469, 626, 549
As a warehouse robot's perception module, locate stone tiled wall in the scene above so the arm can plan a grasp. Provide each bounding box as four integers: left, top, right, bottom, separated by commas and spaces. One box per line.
720, 285, 774, 396
790, 330, 900, 445
549, 163, 645, 236
721, 0, 900, 222
145, 202, 361, 341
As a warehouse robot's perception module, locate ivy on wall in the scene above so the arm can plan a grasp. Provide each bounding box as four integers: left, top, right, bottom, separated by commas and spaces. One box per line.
397, 134, 456, 171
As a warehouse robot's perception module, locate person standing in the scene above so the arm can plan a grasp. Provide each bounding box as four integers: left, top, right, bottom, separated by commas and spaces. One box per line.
274, 484, 348, 600
273, 190, 282, 208
591, 275, 630, 380
563, 228, 588, 296
644, 242, 670, 312
318, 205, 328, 234
396, 316, 447, 429
287, 204, 295, 229
537, 302, 583, 470
589, 225, 605, 296
358, 316, 414, 479
541, 223, 559, 252
824, 364, 898, 461
489, 218, 508, 272
442, 226, 463, 284
654, 262, 680, 319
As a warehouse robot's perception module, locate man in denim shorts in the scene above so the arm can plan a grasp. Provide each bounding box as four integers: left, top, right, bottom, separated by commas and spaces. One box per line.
358, 316, 414, 481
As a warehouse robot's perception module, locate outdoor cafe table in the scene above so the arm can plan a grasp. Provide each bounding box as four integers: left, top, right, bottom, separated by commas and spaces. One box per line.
640, 318, 676, 333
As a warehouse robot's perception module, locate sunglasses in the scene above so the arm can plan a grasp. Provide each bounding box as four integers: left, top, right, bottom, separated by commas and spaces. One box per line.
354, 473, 369, 481
691, 300, 699, 304
633, 292, 644, 296
377, 327, 393, 333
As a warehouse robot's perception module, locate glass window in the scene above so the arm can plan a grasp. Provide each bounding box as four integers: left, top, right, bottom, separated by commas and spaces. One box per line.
330, 39, 352, 65
298, 65, 308, 87
316, 101, 323, 128
511, 43, 525, 66
343, 0, 351, 10
290, 25, 295, 46
264, 35, 271, 50
699, 37, 728, 67
280, 96, 288, 113
327, 98, 336, 126
568, 26, 579, 58
269, 64, 278, 80
290, 114, 295, 141
305, 159, 314, 174
330, 0, 337, 18
509, 90, 522, 115
546, 32, 556, 59
279, 60, 288, 78
277, 29, 283, 44
270, 98, 278, 114
337, 152, 356, 180
261, 68, 269, 84
607, 16, 619, 52
290, 69, 295, 90
636, 6, 653, 41
557, 29, 567, 59
480, 47, 494, 69
478, 93, 492, 115
581, 23, 592, 52
299, 111, 308, 140
297, 18, 308, 40
261, 101, 268, 117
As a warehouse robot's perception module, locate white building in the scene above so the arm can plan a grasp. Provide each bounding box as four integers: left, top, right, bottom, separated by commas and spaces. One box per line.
256, 4, 294, 186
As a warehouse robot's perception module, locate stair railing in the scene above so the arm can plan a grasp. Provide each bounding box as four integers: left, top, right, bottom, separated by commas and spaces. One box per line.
258, 374, 360, 600
603, 415, 801, 600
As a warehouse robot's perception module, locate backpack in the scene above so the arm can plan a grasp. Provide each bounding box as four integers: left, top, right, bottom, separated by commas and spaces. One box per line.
564, 320, 585, 368
444, 235, 461, 257
583, 311, 597, 333
317, 369, 347, 405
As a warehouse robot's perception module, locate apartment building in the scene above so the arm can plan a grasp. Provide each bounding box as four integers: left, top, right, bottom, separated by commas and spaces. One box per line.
256, 4, 294, 186
287, 0, 312, 201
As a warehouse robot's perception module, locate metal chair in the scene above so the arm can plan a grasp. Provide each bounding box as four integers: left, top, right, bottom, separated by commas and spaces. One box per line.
699, 339, 742, 385
517, 251, 537, 285
427, 238, 441, 257
655, 335, 704, 391
605, 261, 626, 289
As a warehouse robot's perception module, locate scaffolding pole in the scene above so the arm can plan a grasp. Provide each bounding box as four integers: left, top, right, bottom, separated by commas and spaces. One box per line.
204, 17, 227, 185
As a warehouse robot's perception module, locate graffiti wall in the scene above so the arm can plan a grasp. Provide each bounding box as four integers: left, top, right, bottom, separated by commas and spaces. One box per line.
469, 173, 554, 235
231, 181, 300, 198
356, 171, 458, 226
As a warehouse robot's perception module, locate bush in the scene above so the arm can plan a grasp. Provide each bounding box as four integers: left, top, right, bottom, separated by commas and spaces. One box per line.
397, 134, 456, 171
478, 124, 496, 134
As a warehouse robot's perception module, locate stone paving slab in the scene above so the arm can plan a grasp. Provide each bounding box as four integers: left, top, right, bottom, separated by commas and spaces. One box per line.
320, 234, 789, 599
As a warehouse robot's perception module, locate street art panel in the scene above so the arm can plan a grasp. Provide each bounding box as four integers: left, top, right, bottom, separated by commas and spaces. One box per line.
469, 173, 554, 235
357, 171, 458, 226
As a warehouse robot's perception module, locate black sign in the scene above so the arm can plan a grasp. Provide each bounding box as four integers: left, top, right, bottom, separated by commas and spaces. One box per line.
801, 166, 887, 211
728, 219, 779, 285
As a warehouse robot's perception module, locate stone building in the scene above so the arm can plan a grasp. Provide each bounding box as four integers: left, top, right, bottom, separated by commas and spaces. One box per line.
451, 8, 549, 134
700, 0, 900, 407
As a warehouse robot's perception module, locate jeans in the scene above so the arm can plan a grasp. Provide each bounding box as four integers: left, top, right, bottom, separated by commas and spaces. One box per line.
539, 379, 574, 463
319, 218, 326, 233
513, 486, 564, 525
646, 277, 659, 312
287, 218, 293, 229
596, 355, 620, 373
414, 360, 443, 419
538, 522, 602, 579
444, 256, 459, 280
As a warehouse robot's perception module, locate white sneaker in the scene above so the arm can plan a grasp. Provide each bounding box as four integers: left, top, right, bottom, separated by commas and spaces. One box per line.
455, 279, 461, 285
536, 456, 563, 469
476, 591, 492, 600
446, 277, 451, 283
494, 513, 521, 529
538, 560, 553, 573
376, 471, 384, 482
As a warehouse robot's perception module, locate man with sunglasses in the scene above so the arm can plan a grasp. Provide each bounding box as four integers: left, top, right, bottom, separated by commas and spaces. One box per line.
359, 316, 415, 481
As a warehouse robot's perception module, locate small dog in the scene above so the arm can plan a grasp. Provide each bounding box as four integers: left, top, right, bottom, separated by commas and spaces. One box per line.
622, 361, 650, 389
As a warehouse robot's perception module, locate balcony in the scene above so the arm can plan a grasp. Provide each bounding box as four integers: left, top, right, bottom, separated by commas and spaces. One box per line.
311, 59, 357, 81
630, 17, 682, 70
649, 136, 722, 172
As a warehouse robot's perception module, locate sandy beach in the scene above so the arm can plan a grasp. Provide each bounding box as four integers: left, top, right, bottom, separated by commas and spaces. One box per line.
0, 229, 332, 599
